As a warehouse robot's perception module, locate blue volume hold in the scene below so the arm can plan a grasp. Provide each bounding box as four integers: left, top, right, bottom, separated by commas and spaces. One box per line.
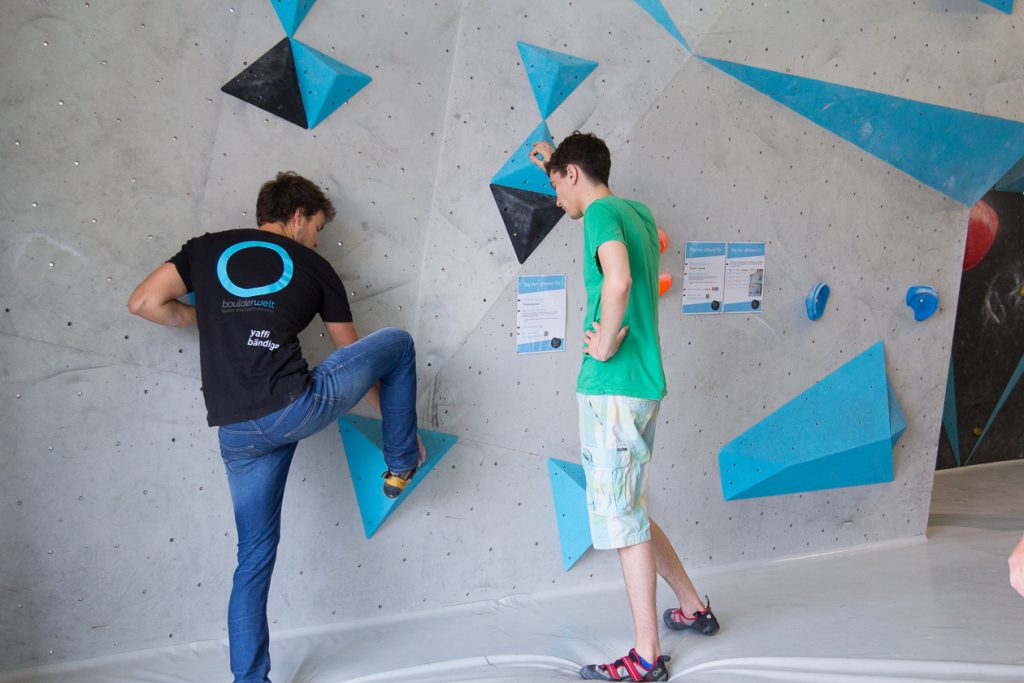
517, 42, 599, 119
632, 0, 691, 51
548, 458, 593, 571
338, 416, 457, 538
719, 342, 897, 500
980, 0, 1014, 14
700, 56, 1024, 206
270, 0, 317, 37
291, 39, 372, 129
491, 120, 558, 197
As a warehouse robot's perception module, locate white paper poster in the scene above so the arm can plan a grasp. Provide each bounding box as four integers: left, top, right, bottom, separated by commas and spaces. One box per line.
516, 274, 566, 354
723, 242, 766, 313
682, 241, 766, 314
681, 242, 726, 314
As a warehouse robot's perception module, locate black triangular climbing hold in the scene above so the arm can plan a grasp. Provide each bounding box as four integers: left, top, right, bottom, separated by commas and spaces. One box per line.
221, 37, 308, 129
490, 184, 565, 264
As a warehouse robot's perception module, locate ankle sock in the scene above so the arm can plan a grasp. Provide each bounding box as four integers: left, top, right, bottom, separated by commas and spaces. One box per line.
635, 652, 653, 669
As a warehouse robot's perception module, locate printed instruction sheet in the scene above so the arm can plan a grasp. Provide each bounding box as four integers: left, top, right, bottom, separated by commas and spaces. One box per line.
681, 242, 726, 313
516, 274, 567, 354
682, 241, 766, 314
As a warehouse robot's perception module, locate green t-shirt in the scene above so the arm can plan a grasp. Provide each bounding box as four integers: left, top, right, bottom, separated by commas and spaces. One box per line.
576, 196, 667, 400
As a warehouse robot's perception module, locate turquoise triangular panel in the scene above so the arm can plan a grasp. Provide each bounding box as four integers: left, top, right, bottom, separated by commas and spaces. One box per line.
291, 39, 372, 129
726, 440, 894, 500
980, 0, 1013, 13
271, 0, 316, 37
548, 458, 593, 571
994, 155, 1024, 193
888, 381, 906, 448
632, 0, 691, 51
719, 342, 896, 500
339, 415, 457, 538
517, 42, 599, 119
700, 56, 1024, 206
942, 356, 961, 466
492, 121, 557, 197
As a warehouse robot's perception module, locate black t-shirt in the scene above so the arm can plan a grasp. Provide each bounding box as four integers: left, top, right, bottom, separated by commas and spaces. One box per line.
169, 229, 352, 426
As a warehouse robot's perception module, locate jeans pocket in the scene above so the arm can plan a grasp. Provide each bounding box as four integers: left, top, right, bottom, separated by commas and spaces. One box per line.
281, 395, 322, 441
220, 443, 269, 473
582, 445, 634, 516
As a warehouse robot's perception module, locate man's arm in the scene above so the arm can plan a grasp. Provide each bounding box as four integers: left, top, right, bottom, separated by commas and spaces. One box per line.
324, 321, 382, 413
583, 241, 631, 362
127, 263, 196, 327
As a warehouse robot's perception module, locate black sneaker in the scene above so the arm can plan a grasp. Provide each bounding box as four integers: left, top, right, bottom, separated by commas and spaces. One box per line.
381, 466, 417, 499
578, 649, 669, 681
663, 596, 720, 635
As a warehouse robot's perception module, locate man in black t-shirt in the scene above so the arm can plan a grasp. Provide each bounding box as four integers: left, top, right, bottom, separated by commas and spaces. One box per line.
128, 172, 424, 683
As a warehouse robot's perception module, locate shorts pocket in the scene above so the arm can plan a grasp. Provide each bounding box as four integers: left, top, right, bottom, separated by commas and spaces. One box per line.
581, 445, 634, 516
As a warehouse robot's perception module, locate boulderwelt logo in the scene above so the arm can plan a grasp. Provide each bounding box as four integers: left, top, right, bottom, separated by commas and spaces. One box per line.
217, 240, 293, 314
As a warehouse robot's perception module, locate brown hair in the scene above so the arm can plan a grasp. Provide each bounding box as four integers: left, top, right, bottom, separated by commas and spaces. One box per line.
255, 171, 336, 226
546, 131, 611, 186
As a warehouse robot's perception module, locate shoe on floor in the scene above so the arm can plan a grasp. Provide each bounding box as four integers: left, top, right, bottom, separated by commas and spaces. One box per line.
663, 595, 720, 635
578, 648, 669, 681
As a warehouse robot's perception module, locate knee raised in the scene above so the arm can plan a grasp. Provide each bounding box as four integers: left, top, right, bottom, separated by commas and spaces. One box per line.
381, 327, 415, 350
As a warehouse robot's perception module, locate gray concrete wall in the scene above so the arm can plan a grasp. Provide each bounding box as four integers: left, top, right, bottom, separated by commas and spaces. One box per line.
2, 0, 1020, 670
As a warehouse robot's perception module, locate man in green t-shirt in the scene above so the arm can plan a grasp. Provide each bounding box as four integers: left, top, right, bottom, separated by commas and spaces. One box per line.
532, 133, 720, 682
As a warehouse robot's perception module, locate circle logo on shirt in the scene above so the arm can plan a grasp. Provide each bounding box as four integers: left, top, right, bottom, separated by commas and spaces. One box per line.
217, 241, 294, 298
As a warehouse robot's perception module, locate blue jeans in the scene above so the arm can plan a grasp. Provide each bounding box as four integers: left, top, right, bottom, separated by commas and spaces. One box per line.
217, 327, 419, 683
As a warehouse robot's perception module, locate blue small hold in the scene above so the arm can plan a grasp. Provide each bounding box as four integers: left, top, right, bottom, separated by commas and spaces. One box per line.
906, 285, 939, 321
805, 282, 830, 321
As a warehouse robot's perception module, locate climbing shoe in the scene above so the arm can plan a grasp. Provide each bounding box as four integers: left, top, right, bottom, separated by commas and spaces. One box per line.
578, 649, 669, 681
663, 596, 720, 635
382, 467, 417, 499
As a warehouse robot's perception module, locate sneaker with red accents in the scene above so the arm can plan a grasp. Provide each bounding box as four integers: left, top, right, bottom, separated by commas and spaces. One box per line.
663, 596, 720, 635
578, 648, 669, 681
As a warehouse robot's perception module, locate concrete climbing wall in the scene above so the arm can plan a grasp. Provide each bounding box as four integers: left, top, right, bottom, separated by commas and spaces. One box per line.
2, 0, 1022, 671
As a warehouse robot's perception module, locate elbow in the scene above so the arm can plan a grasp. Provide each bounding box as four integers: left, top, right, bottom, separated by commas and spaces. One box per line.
127, 290, 147, 317
606, 277, 631, 297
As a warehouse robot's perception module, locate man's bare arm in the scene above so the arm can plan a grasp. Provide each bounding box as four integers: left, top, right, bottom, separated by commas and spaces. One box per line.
583, 241, 631, 362
127, 263, 196, 327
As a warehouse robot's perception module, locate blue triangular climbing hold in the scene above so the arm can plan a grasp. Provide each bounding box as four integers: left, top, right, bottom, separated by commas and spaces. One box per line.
338, 415, 457, 538
632, 0, 691, 51
942, 356, 961, 466
980, 0, 1013, 13
700, 56, 1024, 206
492, 120, 557, 197
271, 0, 317, 37
516, 42, 599, 120
291, 39, 372, 129
548, 458, 593, 571
719, 341, 896, 500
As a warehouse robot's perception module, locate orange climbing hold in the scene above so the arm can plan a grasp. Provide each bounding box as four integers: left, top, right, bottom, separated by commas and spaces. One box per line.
658, 272, 673, 296
658, 227, 668, 254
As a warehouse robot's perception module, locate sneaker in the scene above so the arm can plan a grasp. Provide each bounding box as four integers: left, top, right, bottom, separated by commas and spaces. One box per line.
381, 466, 417, 499
578, 649, 669, 681
663, 596, 720, 635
